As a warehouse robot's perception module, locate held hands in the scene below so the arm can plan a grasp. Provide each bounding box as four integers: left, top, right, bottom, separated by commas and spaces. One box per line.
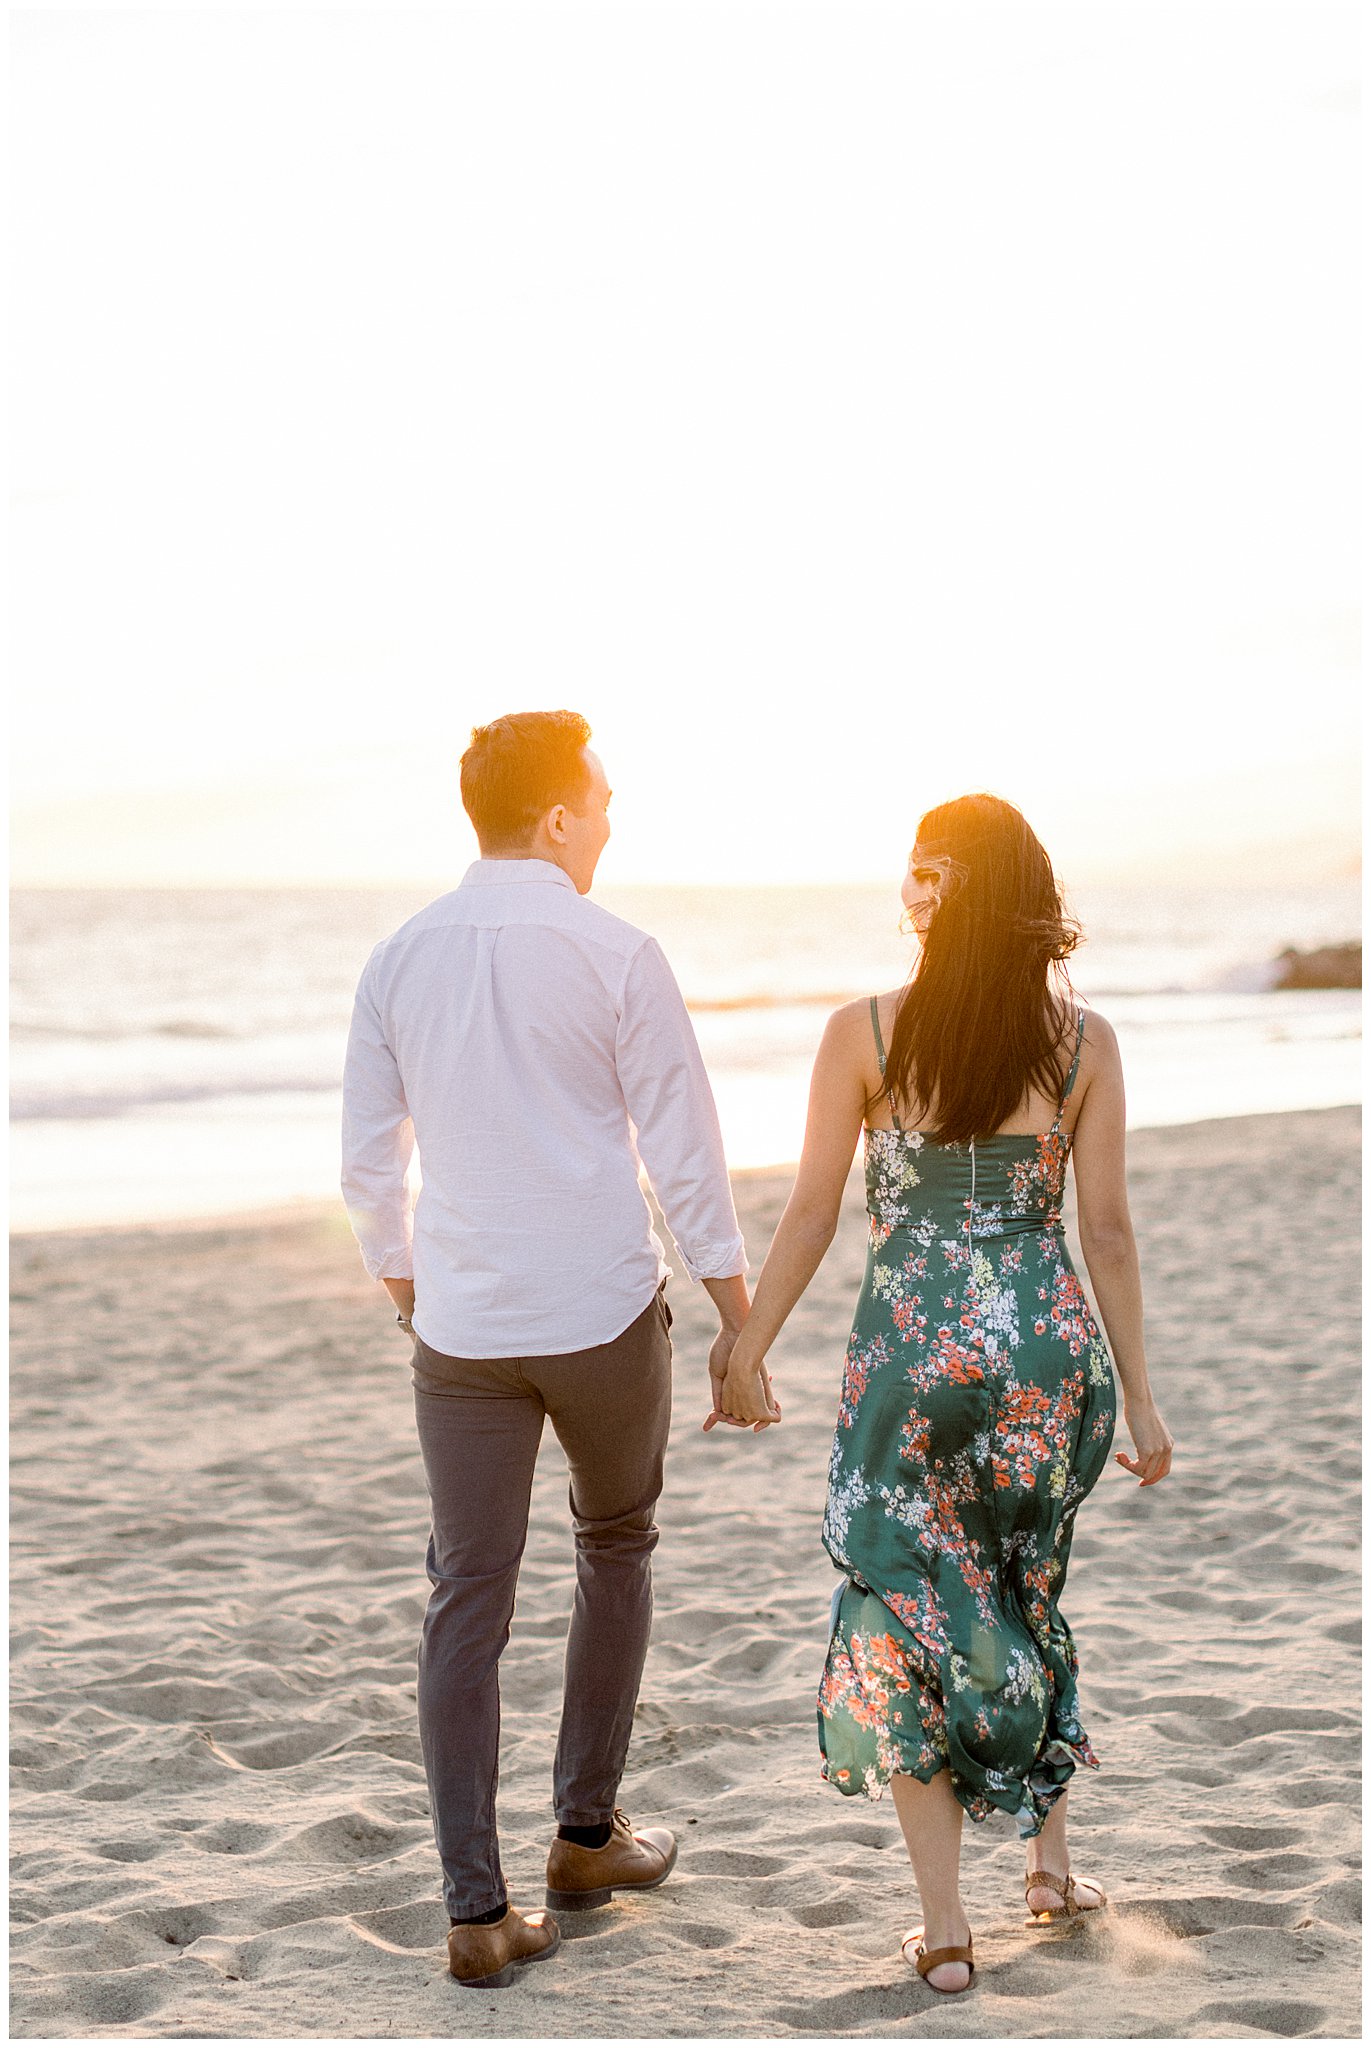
703, 1324, 782, 1434
1114, 1394, 1174, 1487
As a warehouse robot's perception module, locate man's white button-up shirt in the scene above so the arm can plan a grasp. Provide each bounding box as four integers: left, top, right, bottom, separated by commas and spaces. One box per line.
341, 859, 747, 1358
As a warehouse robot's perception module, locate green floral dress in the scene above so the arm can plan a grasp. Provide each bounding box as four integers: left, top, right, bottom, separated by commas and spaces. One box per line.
818, 1001, 1116, 1836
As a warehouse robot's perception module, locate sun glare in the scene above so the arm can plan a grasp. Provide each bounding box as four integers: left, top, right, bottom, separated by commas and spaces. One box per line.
9, 7, 1358, 891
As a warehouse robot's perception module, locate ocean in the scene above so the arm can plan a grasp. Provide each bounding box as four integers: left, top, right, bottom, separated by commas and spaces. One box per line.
9, 880, 1361, 1232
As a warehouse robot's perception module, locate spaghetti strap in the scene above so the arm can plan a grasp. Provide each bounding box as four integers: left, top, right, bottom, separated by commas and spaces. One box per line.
869, 997, 903, 1132
1052, 1007, 1087, 1130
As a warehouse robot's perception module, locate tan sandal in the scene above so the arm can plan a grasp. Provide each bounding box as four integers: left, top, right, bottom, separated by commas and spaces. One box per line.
1024, 1868, 1108, 1923
900, 1927, 975, 1993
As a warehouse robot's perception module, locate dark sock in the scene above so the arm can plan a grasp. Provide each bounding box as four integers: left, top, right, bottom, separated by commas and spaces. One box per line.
557, 1821, 613, 1849
450, 1900, 508, 1928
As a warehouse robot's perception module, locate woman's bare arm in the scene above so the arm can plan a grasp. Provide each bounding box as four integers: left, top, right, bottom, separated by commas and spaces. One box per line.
716, 1005, 869, 1423
1070, 1012, 1174, 1485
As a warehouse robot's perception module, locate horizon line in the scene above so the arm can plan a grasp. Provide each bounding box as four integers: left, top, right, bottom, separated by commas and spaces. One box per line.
10, 868, 1362, 894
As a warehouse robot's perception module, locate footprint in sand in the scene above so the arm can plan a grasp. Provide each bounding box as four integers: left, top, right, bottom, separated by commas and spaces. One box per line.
1192, 1995, 1328, 2036
1220, 1850, 1322, 1890
1308, 1875, 1360, 1926
85, 1678, 255, 1724
788, 1896, 865, 1929
705, 1637, 789, 1678
273, 1812, 417, 1866
198, 1722, 356, 1771
348, 1902, 448, 1952
19, 1966, 171, 2030
191, 1818, 280, 1856
792, 1821, 897, 1850
771, 1978, 980, 2032
1202, 1822, 1307, 1851
1153, 1704, 1352, 1750
114, 1903, 225, 1952
973, 1960, 1066, 1997
669, 1919, 739, 1950
1089, 1900, 1215, 1941
685, 1848, 787, 1877
1274, 1775, 1354, 1810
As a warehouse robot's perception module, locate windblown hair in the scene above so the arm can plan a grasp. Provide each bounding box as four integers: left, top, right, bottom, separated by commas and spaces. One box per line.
880, 793, 1082, 1144
460, 710, 593, 851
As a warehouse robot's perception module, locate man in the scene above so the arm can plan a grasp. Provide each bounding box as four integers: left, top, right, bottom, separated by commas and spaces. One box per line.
341, 709, 778, 1989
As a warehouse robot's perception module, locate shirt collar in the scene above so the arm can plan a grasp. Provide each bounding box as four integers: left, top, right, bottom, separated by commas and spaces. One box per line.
460, 858, 578, 892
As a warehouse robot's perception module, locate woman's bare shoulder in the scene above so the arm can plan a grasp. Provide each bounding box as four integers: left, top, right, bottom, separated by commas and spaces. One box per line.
812, 998, 873, 1060
1079, 1004, 1119, 1059
822, 994, 902, 1083
1069, 1005, 1123, 1107
1051, 995, 1116, 1050
827, 991, 903, 1031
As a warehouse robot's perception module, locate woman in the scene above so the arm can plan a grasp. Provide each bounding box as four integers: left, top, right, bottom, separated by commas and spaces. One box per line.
719, 794, 1173, 1995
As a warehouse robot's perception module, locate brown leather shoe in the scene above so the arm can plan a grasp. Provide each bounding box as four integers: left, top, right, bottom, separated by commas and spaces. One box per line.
446, 1906, 561, 1989
545, 1807, 678, 1912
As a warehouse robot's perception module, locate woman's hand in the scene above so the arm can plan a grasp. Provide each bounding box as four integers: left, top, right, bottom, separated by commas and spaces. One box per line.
703, 1327, 749, 1431
705, 1335, 781, 1432
1114, 1394, 1174, 1486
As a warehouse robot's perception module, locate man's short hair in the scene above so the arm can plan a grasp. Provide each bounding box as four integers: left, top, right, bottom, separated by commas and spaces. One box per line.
460, 710, 594, 851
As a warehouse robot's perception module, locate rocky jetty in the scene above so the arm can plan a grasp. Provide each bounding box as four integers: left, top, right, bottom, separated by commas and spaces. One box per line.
1273, 940, 1361, 989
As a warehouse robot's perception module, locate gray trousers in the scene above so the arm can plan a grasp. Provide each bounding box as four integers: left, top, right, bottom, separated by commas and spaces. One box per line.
411, 1286, 673, 1919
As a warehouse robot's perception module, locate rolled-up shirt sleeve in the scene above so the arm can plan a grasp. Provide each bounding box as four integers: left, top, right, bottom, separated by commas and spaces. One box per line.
615, 938, 747, 1283
341, 954, 416, 1280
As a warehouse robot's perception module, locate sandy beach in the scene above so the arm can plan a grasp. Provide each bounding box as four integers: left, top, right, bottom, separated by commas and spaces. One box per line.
9, 1106, 1360, 2040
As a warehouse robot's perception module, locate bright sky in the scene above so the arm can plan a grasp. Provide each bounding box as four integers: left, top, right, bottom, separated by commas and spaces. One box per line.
11, 3, 1360, 888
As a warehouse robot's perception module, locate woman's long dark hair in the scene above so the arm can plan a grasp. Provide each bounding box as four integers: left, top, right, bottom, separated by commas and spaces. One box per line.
879, 793, 1082, 1144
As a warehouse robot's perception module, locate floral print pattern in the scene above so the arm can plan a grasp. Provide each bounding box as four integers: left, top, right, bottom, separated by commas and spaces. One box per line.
818, 1006, 1115, 1837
